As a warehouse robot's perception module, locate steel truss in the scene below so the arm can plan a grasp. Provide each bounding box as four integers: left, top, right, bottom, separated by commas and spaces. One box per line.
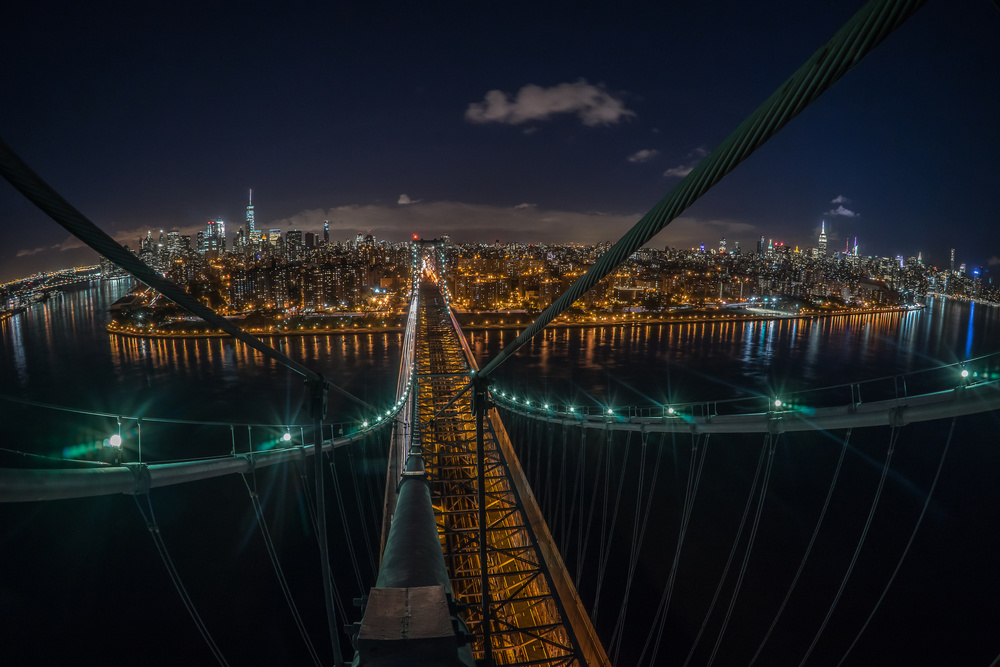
412, 282, 585, 665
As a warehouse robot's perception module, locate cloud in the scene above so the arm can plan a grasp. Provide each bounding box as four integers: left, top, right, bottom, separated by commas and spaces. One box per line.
663, 165, 694, 178
16, 245, 56, 257
397, 194, 420, 205
514, 203, 536, 209
465, 79, 635, 127
627, 149, 659, 163
663, 146, 708, 179
988, 256, 1000, 267
826, 205, 858, 217
831, 195, 851, 204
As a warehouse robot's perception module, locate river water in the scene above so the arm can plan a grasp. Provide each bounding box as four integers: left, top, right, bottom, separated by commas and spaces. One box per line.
1, 281, 998, 666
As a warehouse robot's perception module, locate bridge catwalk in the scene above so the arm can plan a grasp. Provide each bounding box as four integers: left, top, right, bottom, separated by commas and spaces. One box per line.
405, 278, 607, 665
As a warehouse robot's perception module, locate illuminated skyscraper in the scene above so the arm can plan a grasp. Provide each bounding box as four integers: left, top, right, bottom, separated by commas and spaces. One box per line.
323, 219, 330, 244
246, 189, 255, 236
818, 220, 828, 255
951, 248, 955, 274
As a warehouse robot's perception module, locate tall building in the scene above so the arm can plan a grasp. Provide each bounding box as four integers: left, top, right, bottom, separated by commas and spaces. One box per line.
951, 248, 955, 274
818, 220, 828, 256
719, 237, 726, 254
323, 219, 330, 245
246, 189, 255, 236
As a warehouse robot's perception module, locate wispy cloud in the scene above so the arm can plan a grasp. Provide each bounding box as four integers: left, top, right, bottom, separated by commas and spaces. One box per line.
663, 165, 694, 178
465, 79, 635, 127
627, 149, 659, 163
663, 146, 708, 179
831, 195, 851, 204
826, 205, 858, 217
514, 202, 536, 209
16, 245, 56, 257
397, 194, 420, 205
988, 256, 1000, 267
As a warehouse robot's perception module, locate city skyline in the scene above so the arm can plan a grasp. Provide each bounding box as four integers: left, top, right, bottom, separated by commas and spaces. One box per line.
2, 1, 999, 283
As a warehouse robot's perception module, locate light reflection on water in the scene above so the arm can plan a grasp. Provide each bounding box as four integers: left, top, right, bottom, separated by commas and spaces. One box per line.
471, 298, 1000, 407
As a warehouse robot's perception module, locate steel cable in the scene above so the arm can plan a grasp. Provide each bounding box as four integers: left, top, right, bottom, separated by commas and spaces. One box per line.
134, 493, 230, 667
241, 472, 323, 667
639, 432, 709, 666
749, 429, 852, 666
591, 430, 633, 623
682, 435, 770, 667
836, 419, 956, 666
476, 0, 927, 380
707, 434, 780, 666
798, 426, 903, 666
0, 137, 372, 410
610, 431, 663, 663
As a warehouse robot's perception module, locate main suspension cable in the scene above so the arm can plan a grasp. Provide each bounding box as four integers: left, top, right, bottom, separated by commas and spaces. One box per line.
0, 136, 372, 411
477, 0, 928, 379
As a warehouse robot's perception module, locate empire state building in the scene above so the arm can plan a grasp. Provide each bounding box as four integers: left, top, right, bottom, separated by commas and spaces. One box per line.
818, 219, 828, 256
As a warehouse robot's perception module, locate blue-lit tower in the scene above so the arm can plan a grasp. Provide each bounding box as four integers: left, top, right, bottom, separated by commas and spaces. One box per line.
246, 189, 255, 236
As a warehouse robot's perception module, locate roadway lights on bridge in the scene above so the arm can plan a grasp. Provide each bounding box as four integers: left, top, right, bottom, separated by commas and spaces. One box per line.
543, 404, 549, 409
667, 407, 675, 415
362, 421, 369, 427
282, 431, 292, 442
774, 399, 783, 408
961, 369, 970, 378
607, 408, 614, 415
108, 434, 122, 447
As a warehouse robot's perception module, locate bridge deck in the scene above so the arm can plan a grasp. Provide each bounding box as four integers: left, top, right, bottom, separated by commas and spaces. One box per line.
412, 281, 609, 666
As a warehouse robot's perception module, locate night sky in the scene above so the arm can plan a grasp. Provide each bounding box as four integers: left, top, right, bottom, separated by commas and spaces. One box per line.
2, 0, 999, 283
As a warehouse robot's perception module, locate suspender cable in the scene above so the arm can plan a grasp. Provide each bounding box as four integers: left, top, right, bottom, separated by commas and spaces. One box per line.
682, 435, 770, 667
592, 430, 632, 624
750, 429, 852, 666
476, 0, 927, 380
707, 434, 780, 666
241, 472, 323, 667
639, 432, 709, 667
836, 419, 956, 666
798, 426, 903, 666
610, 430, 663, 663
0, 136, 372, 411
134, 493, 230, 667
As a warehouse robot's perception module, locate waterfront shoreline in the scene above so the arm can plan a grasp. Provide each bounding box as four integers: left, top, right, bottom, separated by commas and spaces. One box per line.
105, 305, 917, 340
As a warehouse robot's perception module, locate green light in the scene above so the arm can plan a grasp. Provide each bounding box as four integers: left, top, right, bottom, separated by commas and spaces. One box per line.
667, 407, 674, 414
607, 408, 613, 415
774, 399, 782, 408
569, 407, 575, 412
363, 421, 369, 427
543, 404, 549, 409
282, 432, 291, 442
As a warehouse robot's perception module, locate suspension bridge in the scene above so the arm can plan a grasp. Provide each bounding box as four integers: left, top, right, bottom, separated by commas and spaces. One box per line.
2, 1, 1000, 664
